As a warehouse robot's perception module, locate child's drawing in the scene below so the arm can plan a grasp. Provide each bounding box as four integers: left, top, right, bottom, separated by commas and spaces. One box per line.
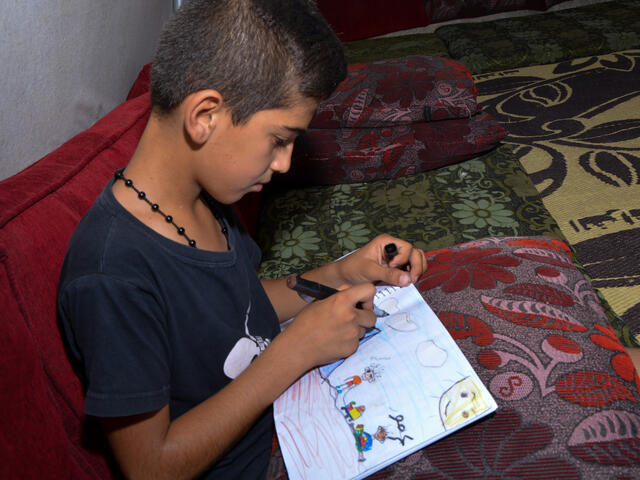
274, 284, 497, 480
439, 376, 490, 429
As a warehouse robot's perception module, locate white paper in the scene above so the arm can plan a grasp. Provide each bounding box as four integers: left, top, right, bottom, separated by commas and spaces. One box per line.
274, 284, 497, 480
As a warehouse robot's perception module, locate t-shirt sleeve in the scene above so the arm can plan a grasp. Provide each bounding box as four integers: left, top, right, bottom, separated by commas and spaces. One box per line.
59, 274, 171, 418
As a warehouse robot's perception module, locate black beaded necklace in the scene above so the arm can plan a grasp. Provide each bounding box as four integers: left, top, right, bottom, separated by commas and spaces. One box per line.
115, 170, 228, 249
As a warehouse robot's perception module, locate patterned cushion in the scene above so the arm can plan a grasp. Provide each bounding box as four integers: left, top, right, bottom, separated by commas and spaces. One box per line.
286, 111, 505, 186
283, 56, 505, 186
435, 0, 640, 74
310, 57, 480, 129
267, 236, 640, 478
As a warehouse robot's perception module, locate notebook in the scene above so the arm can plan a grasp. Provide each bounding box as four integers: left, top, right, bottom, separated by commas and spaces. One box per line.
274, 283, 497, 480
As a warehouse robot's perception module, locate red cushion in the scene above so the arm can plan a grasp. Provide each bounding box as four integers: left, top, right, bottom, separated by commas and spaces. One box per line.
126, 63, 152, 100
285, 110, 505, 186
310, 56, 480, 129
0, 93, 152, 478
316, 0, 429, 41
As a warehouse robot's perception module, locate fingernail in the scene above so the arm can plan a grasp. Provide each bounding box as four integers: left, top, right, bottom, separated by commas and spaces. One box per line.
400, 273, 410, 286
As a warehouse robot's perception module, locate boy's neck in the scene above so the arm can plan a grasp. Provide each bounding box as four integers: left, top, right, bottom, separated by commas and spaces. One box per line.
111, 112, 229, 252
124, 112, 202, 209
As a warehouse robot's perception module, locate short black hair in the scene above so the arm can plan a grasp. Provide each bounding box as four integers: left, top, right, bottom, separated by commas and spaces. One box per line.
151, 0, 346, 124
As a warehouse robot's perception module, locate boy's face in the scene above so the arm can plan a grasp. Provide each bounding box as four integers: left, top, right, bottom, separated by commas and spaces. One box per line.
199, 96, 319, 204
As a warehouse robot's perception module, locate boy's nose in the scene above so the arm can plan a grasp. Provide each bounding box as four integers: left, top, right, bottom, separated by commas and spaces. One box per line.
272, 146, 293, 173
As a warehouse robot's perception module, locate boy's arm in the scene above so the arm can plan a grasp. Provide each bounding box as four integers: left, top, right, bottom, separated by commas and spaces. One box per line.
101, 284, 377, 480
262, 234, 427, 322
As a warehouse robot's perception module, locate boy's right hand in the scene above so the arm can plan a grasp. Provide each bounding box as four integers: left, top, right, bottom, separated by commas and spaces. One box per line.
282, 282, 377, 369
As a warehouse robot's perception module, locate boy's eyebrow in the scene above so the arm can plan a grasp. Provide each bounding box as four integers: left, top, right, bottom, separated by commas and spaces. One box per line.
282, 126, 307, 135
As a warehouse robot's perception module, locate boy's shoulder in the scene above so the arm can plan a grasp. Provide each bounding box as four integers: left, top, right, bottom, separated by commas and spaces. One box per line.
60, 181, 158, 287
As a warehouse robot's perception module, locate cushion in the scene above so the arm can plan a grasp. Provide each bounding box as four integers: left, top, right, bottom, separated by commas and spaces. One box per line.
126, 63, 151, 100
285, 110, 505, 186
0, 93, 152, 479
281, 56, 505, 186
309, 57, 481, 129
435, 0, 640, 75
266, 236, 640, 478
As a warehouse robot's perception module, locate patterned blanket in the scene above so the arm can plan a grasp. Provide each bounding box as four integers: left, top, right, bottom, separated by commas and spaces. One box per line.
476, 51, 640, 346
257, 144, 560, 279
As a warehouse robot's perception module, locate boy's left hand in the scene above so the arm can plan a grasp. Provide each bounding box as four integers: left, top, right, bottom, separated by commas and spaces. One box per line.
334, 234, 427, 288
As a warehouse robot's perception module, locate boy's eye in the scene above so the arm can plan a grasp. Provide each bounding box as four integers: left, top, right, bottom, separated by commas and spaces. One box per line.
274, 137, 288, 147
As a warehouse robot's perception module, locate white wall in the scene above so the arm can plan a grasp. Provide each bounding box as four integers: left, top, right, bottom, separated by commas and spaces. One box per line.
0, 0, 174, 181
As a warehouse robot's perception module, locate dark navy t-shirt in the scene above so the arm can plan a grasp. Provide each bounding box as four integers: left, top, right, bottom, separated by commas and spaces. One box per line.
58, 175, 280, 479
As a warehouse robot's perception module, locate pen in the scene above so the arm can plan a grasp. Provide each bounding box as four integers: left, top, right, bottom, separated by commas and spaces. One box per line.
384, 243, 399, 263
385, 242, 410, 272
286, 275, 389, 317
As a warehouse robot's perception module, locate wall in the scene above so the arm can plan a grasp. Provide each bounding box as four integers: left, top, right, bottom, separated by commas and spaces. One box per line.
0, 0, 174, 181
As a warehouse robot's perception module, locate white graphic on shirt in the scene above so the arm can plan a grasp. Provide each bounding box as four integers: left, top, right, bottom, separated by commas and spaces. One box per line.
223, 303, 271, 379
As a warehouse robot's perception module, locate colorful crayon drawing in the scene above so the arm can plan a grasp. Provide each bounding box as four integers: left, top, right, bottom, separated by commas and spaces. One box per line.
274, 284, 497, 480
439, 377, 490, 429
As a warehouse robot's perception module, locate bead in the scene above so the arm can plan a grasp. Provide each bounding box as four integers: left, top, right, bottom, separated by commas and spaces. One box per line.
165, 215, 173, 222
138, 191, 146, 199
178, 227, 185, 235
189, 240, 196, 247
125, 179, 133, 187
115, 171, 123, 179
151, 204, 159, 211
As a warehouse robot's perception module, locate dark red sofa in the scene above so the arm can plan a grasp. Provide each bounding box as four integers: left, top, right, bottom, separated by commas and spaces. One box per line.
0, 88, 268, 477
0, 93, 152, 478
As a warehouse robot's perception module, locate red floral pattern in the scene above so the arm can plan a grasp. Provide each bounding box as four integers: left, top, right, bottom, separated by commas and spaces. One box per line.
418, 246, 519, 292
424, 409, 580, 479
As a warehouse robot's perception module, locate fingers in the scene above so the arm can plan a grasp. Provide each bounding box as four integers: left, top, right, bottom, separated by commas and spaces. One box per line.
343, 283, 377, 320
407, 247, 428, 283
290, 284, 377, 365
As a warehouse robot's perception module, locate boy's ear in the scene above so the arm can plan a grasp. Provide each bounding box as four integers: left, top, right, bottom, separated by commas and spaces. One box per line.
183, 90, 225, 145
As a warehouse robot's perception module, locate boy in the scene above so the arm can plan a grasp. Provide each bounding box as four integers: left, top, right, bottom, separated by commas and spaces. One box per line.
58, 0, 427, 478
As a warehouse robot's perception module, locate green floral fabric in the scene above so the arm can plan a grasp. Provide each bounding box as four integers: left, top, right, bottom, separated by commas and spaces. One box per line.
343, 33, 449, 65
436, 0, 640, 74
256, 144, 562, 280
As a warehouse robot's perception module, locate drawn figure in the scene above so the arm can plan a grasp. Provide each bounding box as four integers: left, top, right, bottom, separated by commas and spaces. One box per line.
439, 377, 489, 429
353, 424, 373, 462
373, 426, 387, 443
336, 375, 362, 394
361, 364, 381, 383
342, 401, 365, 421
